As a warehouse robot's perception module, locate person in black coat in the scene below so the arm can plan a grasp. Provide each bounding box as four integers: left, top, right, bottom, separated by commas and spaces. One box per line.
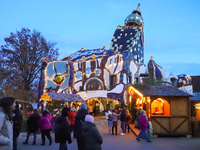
13, 101, 22, 150
82, 115, 103, 150
74, 103, 88, 150
23, 109, 40, 145
119, 106, 126, 135
54, 107, 72, 150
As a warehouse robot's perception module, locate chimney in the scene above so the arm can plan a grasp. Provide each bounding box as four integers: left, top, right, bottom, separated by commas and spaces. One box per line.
142, 78, 148, 85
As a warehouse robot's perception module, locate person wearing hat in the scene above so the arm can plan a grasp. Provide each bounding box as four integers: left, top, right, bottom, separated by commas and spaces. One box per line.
82, 115, 103, 150
74, 103, 88, 150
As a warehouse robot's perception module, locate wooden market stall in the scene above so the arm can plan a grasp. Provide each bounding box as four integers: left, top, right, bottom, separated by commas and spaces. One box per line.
127, 85, 192, 137
40, 92, 85, 110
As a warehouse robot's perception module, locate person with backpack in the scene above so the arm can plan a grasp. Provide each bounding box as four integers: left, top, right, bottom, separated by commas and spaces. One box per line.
23, 109, 40, 145
54, 107, 72, 150
12, 102, 22, 150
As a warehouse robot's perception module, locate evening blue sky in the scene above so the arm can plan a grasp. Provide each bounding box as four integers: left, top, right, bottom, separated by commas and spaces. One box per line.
0, 0, 199, 76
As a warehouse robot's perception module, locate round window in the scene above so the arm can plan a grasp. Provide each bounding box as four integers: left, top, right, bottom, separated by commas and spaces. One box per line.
86, 68, 92, 75
76, 72, 82, 78
95, 69, 101, 76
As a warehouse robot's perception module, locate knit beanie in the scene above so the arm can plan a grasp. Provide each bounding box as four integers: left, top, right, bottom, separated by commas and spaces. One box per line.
80, 103, 87, 110
85, 115, 94, 123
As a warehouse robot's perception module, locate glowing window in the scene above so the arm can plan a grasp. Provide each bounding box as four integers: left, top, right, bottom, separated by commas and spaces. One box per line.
119, 45, 123, 49
76, 72, 82, 78
86, 80, 103, 90
151, 98, 170, 116
86, 68, 92, 75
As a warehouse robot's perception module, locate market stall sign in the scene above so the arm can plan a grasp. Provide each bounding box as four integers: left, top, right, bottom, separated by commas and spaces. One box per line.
40, 93, 52, 101
195, 103, 200, 110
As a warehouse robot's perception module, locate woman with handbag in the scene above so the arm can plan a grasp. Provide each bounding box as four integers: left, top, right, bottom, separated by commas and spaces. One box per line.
38, 110, 53, 146
111, 109, 121, 135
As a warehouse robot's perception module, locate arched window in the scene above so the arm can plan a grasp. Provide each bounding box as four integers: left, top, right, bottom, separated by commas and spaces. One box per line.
151, 98, 170, 116
86, 79, 103, 90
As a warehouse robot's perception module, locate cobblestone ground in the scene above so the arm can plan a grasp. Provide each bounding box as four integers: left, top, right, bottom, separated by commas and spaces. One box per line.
19, 115, 120, 138
94, 115, 123, 134
18, 116, 200, 150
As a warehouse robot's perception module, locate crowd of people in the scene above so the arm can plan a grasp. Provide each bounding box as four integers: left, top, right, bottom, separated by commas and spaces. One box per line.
105, 106, 131, 136
0, 97, 103, 150
105, 106, 151, 143
0, 96, 151, 150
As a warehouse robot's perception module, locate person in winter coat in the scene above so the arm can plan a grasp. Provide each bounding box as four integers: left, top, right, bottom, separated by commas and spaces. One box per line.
82, 115, 103, 150
0, 97, 16, 150
135, 107, 142, 128
125, 110, 131, 133
74, 103, 88, 150
136, 110, 151, 143
111, 109, 121, 135
54, 107, 72, 150
119, 106, 126, 135
23, 109, 40, 145
105, 109, 112, 133
38, 110, 53, 146
67, 107, 76, 140
12, 101, 22, 150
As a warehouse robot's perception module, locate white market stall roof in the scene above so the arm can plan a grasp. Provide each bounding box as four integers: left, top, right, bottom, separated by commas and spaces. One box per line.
46, 92, 84, 102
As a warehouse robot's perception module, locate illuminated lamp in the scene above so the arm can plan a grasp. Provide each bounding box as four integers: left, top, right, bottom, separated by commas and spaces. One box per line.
82, 56, 86, 61
92, 54, 96, 59
127, 86, 143, 97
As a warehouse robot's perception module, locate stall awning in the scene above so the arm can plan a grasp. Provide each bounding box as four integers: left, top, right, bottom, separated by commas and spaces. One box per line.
46, 92, 84, 102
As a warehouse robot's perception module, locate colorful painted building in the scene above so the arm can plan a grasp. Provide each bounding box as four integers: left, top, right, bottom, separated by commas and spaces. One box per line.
38, 4, 193, 136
